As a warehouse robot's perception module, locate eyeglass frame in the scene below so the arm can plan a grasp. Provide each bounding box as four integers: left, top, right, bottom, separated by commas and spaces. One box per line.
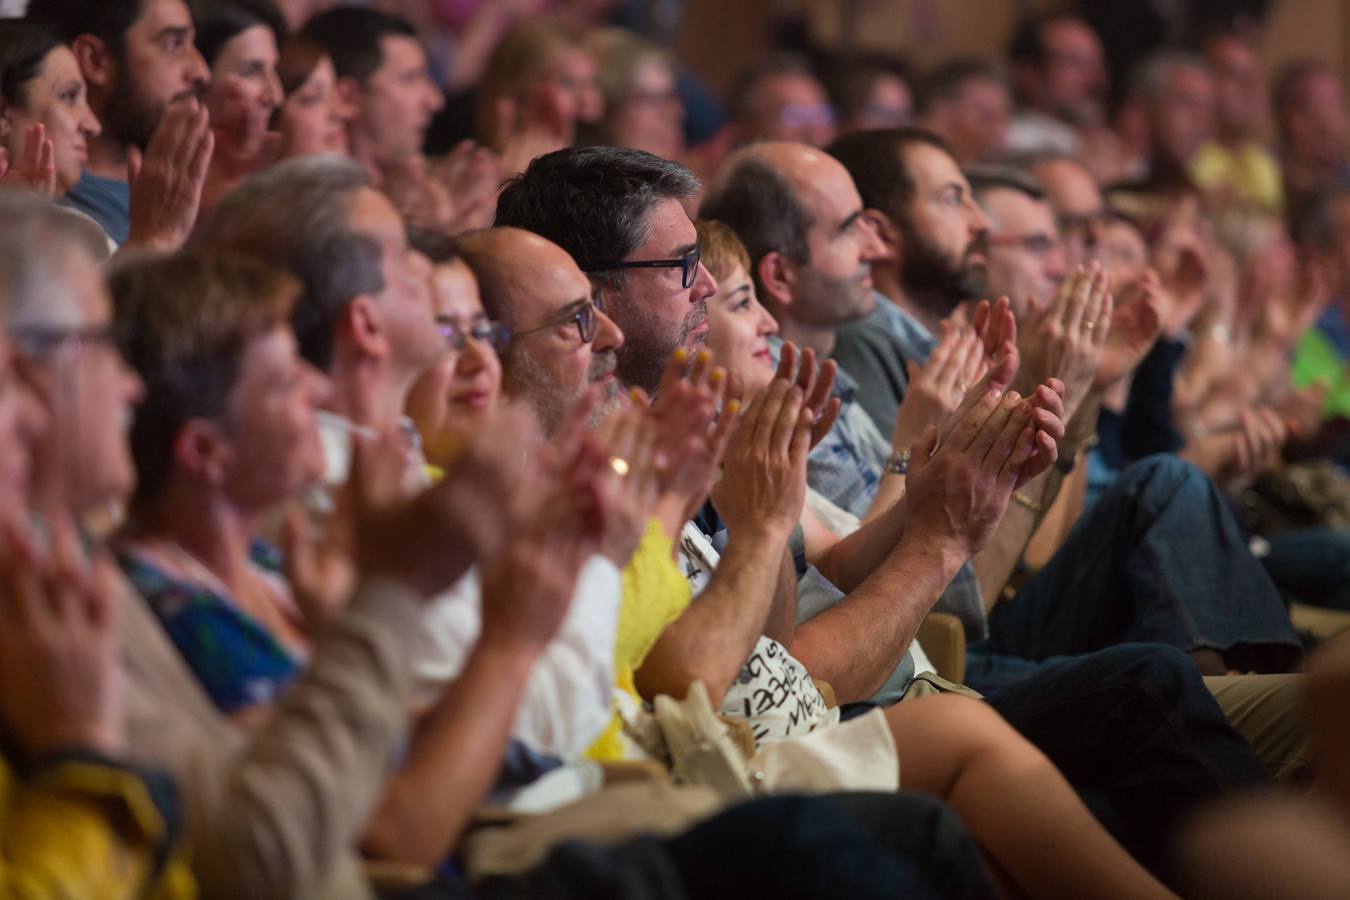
585, 243, 702, 290
986, 232, 1065, 256
9, 321, 126, 357
434, 315, 512, 352
513, 293, 606, 345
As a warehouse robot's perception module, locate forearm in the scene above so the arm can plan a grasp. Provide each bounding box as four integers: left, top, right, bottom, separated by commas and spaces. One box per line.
635, 524, 790, 707
762, 548, 800, 646
972, 391, 1099, 603
862, 471, 908, 525
791, 534, 965, 702
362, 635, 537, 866
814, 497, 910, 593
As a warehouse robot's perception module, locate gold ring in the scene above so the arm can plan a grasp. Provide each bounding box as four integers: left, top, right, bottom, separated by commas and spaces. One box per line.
1083, 321, 1096, 331
957, 382, 968, 393
607, 456, 630, 477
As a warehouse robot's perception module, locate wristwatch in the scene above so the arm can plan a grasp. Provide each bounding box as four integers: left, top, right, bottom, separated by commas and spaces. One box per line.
885, 449, 911, 475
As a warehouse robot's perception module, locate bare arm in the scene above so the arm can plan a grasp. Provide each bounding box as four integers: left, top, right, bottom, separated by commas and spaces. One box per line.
635, 522, 792, 707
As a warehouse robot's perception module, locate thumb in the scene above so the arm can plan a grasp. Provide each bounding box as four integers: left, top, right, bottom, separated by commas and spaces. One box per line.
905, 359, 919, 383
126, 145, 143, 187
908, 424, 939, 475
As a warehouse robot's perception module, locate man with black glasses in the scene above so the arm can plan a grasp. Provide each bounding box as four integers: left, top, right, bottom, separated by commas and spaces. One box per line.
496, 146, 716, 396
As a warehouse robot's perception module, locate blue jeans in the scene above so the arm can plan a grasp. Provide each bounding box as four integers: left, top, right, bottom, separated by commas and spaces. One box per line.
1260, 527, 1350, 611
981, 643, 1270, 873
988, 455, 1302, 672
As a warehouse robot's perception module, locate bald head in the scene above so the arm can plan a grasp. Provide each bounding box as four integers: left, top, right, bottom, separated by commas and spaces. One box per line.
454, 227, 625, 433
702, 140, 881, 329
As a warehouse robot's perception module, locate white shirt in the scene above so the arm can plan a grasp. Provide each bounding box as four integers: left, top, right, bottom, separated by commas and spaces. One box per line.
414, 558, 622, 759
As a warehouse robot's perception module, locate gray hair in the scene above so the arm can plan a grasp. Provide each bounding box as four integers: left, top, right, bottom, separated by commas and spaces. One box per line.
192, 154, 384, 372
0, 194, 107, 335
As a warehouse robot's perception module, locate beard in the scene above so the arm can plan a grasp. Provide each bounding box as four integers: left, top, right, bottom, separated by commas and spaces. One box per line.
615, 298, 707, 394
104, 70, 164, 150
898, 221, 989, 316
505, 346, 624, 435
797, 264, 874, 326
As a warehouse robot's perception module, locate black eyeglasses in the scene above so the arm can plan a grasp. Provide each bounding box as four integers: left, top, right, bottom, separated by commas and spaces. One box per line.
586, 244, 702, 290
515, 294, 605, 344
435, 316, 511, 351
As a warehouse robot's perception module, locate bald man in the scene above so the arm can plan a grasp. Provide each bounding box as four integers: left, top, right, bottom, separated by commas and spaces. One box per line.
455, 227, 626, 433
701, 141, 886, 362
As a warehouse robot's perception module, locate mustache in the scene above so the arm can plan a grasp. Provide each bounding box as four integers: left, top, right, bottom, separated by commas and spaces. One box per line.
588, 349, 618, 381
965, 231, 990, 259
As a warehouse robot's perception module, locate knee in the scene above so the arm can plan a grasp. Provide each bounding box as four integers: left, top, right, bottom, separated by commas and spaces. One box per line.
1096, 642, 1200, 704
1118, 454, 1207, 504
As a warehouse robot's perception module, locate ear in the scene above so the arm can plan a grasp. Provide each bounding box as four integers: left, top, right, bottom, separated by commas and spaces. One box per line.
755, 250, 797, 312
341, 295, 389, 360
71, 35, 114, 93
174, 419, 231, 488
863, 208, 900, 262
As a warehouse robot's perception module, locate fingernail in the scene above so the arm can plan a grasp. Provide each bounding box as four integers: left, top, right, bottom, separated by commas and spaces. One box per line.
990, 389, 1002, 400
673, 348, 688, 363
630, 387, 644, 402
710, 368, 725, 385
727, 400, 741, 414
696, 350, 711, 365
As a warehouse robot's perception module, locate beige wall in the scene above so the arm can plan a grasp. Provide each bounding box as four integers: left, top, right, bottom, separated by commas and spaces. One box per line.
678, 0, 1350, 115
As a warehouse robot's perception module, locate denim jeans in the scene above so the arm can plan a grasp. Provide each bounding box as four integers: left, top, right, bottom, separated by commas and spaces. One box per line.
988, 455, 1302, 672
1260, 527, 1350, 611
423, 795, 961, 900
981, 642, 1270, 874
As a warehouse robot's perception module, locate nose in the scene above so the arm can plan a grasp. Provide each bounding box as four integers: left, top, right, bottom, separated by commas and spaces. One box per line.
121, 359, 146, 406
966, 198, 993, 233
592, 307, 624, 352
262, 68, 283, 109
757, 303, 780, 337
82, 105, 102, 138
457, 336, 488, 374
186, 44, 211, 90
424, 79, 445, 114
17, 380, 50, 447
1045, 241, 1069, 282
691, 261, 717, 304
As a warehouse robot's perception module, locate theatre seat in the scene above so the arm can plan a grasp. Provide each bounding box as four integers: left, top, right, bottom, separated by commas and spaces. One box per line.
918, 613, 966, 684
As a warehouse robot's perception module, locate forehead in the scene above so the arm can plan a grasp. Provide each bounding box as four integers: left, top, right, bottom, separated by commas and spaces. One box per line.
795, 153, 862, 223
758, 72, 826, 106
1103, 219, 1145, 251
1209, 38, 1254, 71
431, 259, 483, 314
221, 24, 278, 59
346, 187, 404, 246
983, 188, 1056, 233
510, 237, 590, 319
1168, 65, 1213, 96
1044, 20, 1100, 57
632, 197, 696, 255
1034, 160, 1101, 214
131, 0, 193, 38
903, 142, 967, 194
376, 34, 426, 73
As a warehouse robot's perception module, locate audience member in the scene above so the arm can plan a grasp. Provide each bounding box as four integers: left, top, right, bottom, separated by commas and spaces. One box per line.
272, 33, 350, 158
1190, 29, 1282, 214
1274, 59, 1350, 214
826, 54, 915, 136
919, 59, 1011, 166
581, 28, 683, 163
1006, 12, 1108, 156
1131, 51, 1215, 185
730, 52, 835, 149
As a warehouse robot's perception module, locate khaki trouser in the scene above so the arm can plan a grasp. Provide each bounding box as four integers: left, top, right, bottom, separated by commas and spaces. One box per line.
1204, 674, 1308, 782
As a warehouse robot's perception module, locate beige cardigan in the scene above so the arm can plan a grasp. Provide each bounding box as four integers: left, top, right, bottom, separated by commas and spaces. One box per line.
119, 575, 426, 900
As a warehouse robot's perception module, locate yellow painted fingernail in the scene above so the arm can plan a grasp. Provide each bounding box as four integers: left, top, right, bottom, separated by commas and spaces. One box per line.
630, 387, 644, 402
727, 400, 741, 414
710, 368, 725, 385
673, 348, 688, 362
696, 350, 711, 365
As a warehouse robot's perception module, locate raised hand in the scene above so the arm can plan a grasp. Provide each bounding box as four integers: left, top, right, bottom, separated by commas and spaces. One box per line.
430, 140, 503, 235
1015, 262, 1112, 422
0, 512, 123, 757
589, 395, 667, 566
1095, 269, 1164, 391
125, 98, 214, 252
710, 342, 817, 538
478, 422, 611, 656
905, 385, 1049, 559
354, 400, 543, 598
646, 348, 735, 531
893, 321, 985, 454
0, 123, 56, 196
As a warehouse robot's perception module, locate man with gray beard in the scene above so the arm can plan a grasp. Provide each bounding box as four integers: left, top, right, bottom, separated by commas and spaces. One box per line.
454, 227, 627, 432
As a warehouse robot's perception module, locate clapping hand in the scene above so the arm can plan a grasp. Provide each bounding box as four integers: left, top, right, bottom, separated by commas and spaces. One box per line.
126, 98, 214, 252
1015, 262, 1112, 422
0, 511, 123, 757
0, 124, 56, 196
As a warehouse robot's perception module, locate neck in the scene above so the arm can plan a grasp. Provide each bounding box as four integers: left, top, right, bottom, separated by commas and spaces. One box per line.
348, 129, 388, 187
328, 356, 412, 439
882, 273, 945, 335
775, 315, 837, 360
85, 115, 129, 182
133, 484, 258, 597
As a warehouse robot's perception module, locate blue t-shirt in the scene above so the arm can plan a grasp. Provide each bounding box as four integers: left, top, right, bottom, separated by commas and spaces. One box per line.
64, 172, 130, 245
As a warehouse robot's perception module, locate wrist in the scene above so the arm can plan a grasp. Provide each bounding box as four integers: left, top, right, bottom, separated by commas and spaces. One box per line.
895, 529, 970, 579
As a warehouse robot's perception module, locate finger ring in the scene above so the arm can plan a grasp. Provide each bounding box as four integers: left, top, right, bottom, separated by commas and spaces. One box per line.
607, 456, 630, 477
957, 382, 968, 393
1083, 321, 1096, 331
